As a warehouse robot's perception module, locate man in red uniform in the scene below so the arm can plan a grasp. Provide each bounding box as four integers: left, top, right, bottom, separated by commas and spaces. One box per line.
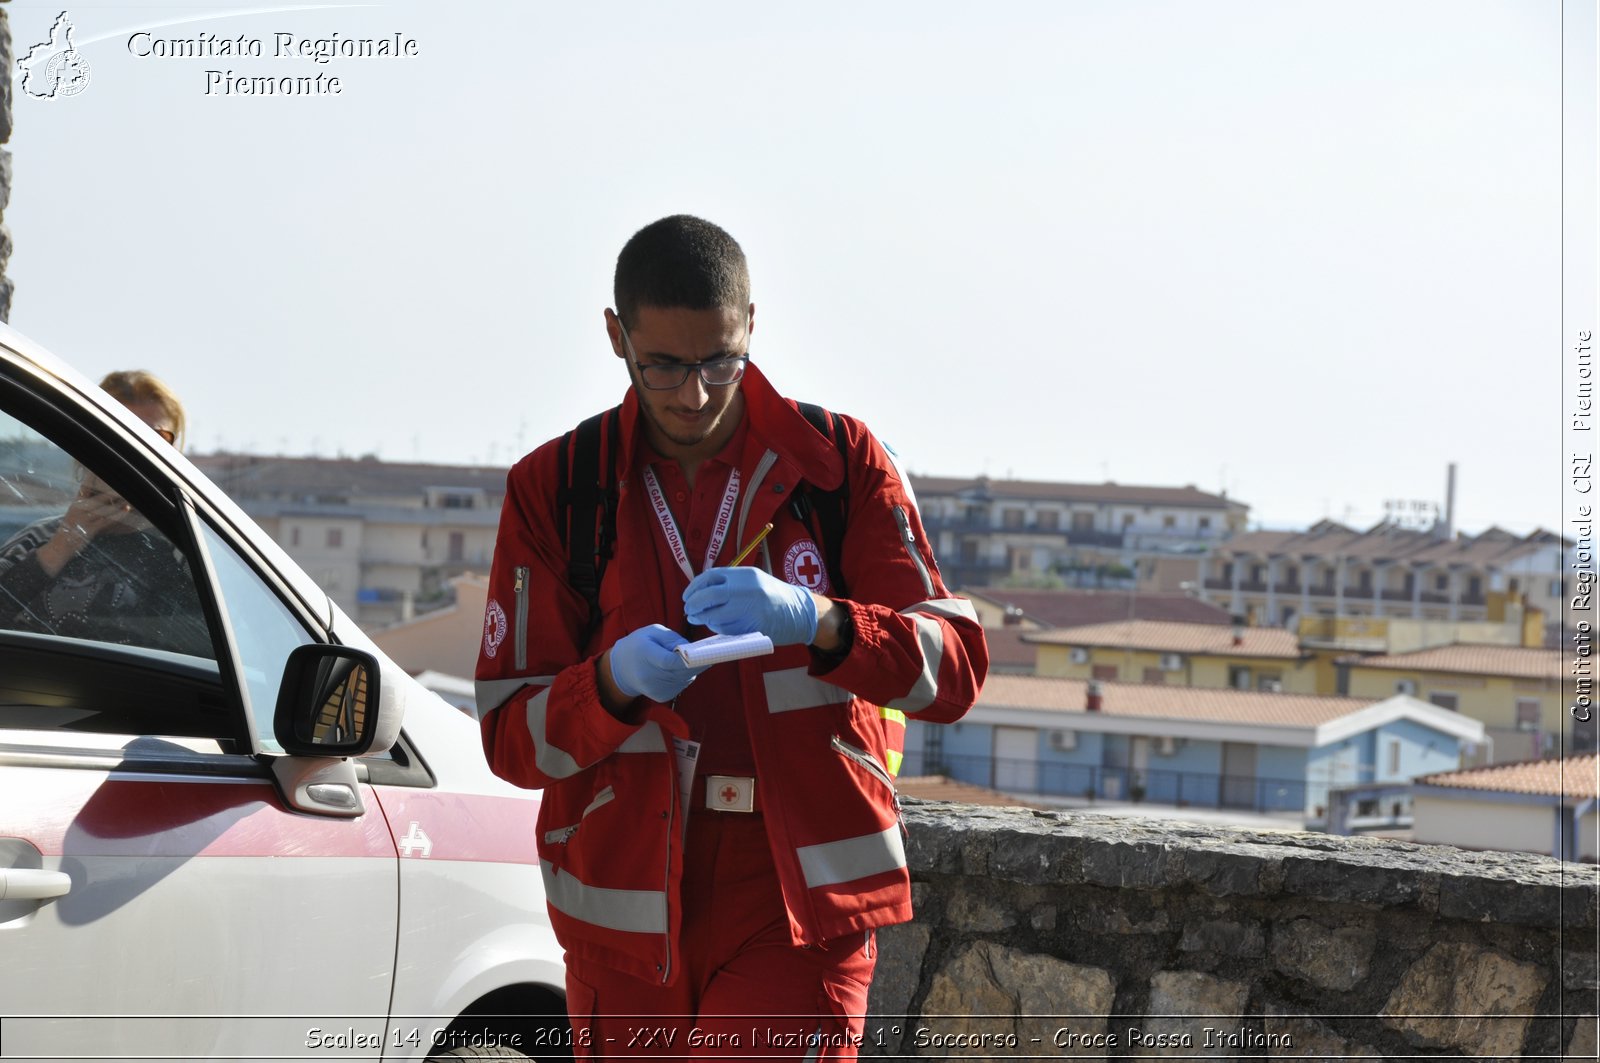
477, 215, 987, 1058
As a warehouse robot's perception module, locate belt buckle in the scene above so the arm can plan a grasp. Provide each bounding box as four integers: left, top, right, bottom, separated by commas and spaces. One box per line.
706, 775, 755, 813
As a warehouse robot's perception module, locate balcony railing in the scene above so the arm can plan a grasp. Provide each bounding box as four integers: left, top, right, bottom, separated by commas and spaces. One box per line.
908, 752, 1308, 814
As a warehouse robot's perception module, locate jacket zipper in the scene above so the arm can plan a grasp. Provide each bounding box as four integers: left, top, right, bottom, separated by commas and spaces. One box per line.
541, 786, 615, 845
892, 506, 935, 598
513, 565, 529, 671
832, 735, 906, 833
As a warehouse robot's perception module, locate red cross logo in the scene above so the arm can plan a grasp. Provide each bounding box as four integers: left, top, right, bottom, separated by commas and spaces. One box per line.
719, 785, 740, 805
794, 551, 822, 585
782, 539, 830, 592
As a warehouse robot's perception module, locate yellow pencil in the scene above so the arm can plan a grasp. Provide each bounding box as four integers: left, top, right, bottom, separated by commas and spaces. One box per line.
728, 522, 774, 566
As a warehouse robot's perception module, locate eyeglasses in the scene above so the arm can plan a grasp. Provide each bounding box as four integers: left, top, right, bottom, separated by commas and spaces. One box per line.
618, 320, 749, 391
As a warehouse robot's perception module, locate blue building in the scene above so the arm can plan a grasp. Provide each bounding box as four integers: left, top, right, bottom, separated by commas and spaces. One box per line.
906, 674, 1484, 825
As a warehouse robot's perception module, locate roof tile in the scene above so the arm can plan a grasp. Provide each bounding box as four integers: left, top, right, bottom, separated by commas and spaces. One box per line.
1416, 753, 1599, 799
1024, 620, 1303, 659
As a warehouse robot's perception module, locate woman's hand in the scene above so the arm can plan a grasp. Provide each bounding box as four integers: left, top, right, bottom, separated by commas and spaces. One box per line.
35, 487, 149, 576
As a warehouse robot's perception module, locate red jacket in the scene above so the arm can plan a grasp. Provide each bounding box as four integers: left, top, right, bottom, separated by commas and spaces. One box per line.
476, 364, 987, 985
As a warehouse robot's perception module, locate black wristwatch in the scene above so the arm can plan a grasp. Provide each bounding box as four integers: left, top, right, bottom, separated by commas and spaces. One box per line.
810, 610, 854, 670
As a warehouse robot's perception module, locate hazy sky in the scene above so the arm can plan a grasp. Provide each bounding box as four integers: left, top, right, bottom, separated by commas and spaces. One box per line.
2, 0, 1583, 536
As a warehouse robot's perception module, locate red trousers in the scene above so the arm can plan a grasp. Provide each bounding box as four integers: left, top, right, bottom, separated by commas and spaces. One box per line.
564, 806, 876, 1061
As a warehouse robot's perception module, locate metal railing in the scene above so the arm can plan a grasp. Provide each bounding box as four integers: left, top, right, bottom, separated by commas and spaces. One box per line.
908, 752, 1308, 814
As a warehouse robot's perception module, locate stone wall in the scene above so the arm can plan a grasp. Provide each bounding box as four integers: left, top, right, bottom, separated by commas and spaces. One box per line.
863, 801, 1598, 1059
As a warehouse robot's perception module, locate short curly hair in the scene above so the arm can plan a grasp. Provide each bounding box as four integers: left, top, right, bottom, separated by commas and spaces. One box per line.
613, 215, 750, 328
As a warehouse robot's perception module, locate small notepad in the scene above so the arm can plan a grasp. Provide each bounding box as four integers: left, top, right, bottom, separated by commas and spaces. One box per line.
675, 632, 775, 667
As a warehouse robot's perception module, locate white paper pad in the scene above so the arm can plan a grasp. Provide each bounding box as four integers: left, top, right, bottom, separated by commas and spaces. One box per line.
675, 632, 775, 667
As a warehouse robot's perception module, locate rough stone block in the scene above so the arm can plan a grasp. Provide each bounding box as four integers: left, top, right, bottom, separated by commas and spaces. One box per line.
1138, 970, 1251, 1057
1270, 918, 1375, 992
1382, 941, 1547, 1057
1081, 840, 1174, 890
1282, 854, 1423, 907
1568, 1015, 1598, 1061
863, 923, 929, 1056
1178, 919, 1264, 960
1263, 1008, 1382, 1058
1440, 875, 1567, 929
991, 828, 1083, 885
1565, 948, 1599, 991
920, 941, 1115, 1058
1077, 901, 1169, 936
948, 890, 1016, 933
1181, 846, 1271, 897
1030, 905, 1057, 932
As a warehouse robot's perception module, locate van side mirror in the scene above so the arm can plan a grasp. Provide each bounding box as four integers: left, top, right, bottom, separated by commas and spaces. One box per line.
273, 645, 382, 757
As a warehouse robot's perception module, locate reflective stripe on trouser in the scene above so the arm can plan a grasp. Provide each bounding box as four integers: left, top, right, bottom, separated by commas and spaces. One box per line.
795, 825, 906, 889
541, 859, 669, 935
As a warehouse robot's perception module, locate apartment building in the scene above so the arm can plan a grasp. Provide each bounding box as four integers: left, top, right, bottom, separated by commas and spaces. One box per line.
906, 675, 1482, 824
1337, 643, 1572, 759
192, 453, 505, 628
1199, 520, 1569, 637
910, 475, 1248, 589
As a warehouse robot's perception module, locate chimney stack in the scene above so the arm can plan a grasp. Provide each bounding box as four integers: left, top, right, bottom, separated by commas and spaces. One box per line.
1086, 679, 1103, 713
1231, 613, 1246, 647
1444, 462, 1457, 540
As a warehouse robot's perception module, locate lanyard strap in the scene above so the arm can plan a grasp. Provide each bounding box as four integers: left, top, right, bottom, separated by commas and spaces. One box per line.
641, 465, 742, 581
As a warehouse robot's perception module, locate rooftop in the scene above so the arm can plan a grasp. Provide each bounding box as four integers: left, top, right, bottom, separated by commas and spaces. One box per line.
963, 587, 1233, 629
977, 673, 1365, 730
1338, 643, 1565, 681
1416, 753, 1600, 800
1023, 619, 1304, 659
1217, 520, 1567, 568
192, 452, 508, 500
910, 475, 1243, 511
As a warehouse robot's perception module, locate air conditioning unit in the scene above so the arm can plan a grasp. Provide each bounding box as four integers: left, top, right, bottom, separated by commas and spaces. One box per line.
1395, 679, 1418, 696
1160, 653, 1183, 672
1261, 679, 1283, 693
1069, 647, 1090, 664
1155, 735, 1181, 756
1049, 729, 1078, 752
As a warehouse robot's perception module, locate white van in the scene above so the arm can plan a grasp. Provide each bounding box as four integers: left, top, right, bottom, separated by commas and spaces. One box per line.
0, 325, 568, 1061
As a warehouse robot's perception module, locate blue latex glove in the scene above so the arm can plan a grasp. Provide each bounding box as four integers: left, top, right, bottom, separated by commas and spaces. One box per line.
608, 625, 705, 702
682, 566, 819, 647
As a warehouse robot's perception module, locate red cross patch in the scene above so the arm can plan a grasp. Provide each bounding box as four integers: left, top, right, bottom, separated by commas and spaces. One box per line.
782, 538, 831, 594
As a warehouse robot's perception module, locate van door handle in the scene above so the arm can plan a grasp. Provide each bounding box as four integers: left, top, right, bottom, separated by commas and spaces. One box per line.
0, 868, 72, 901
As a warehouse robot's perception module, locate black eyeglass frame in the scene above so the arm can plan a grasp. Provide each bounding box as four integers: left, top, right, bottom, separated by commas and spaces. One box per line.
617, 319, 750, 391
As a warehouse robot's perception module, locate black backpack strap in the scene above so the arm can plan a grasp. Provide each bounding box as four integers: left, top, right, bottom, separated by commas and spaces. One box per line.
792, 402, 850, 598
557, 405, 622, 646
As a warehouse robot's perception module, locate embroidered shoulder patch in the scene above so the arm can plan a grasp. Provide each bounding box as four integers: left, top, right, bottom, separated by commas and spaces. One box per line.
483, 599, 508, 658
782, 538, 831, 594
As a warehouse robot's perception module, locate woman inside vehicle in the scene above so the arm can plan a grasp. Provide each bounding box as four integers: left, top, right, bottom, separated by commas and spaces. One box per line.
0, 369, 210, 656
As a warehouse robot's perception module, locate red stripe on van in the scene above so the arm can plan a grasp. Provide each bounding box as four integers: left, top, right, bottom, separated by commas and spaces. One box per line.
1, 766, 540, 864
369, 789, 540, 865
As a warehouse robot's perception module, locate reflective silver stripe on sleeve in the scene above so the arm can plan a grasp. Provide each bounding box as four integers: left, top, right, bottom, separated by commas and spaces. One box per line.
886, 614, 945, 713
796, 826, 907, 889
540, 860, 668, 934
764, 667, 852, 714
525, 688, 583, 779
904, 597, 979, 624
617, 722, 667, 753
475, 675, 557, 715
